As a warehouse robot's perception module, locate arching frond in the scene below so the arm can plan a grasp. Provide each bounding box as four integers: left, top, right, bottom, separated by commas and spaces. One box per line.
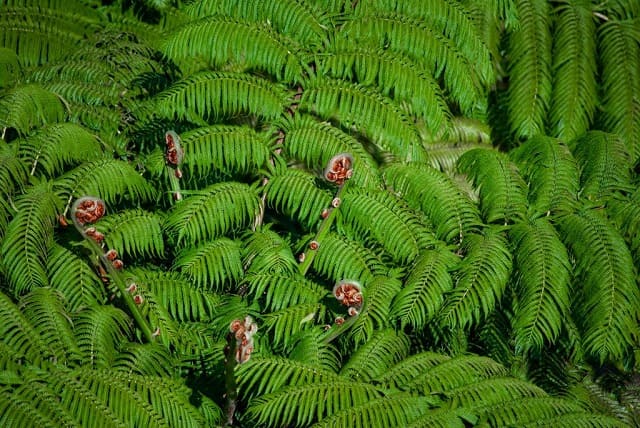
263, 302, 326, 348
449, 377, 546, 410
375, 351, 451, 389
242, 227, 298, 275
383, 162, 482, 244
339, 12, 486, 114
180, 125, 272, 178
350, 276, 400, 344
0, 84, 66, 134
155, 71, 291, 123
20, 288, 82, 364
288, 329, 341, 373
55, 159, 156, 204
549, 0, 597, 140
439, 228, 512, 330
0, 143, 28, 199
17, 123, 102, 177
607, 193, 640, 264
510, 217, 572, 353
1, 181, 61, 294
264, 168, 332, 230
391, 248, 458, 330
318, 44, 451, 133
278, 114, 382, 189
165, 181, 261, 246
507, 0, 552, 139
0, 47, 21, 88
457, 148, 528, 224
599, 18, 640, 159
300, 77, 426, 162
172, 238, 244, 291
162, 16, 305, 82
340, 329, 410, 381
74, 304, 132, 369
570, 131, 633, 200
311, 232, 388, 285
114, 342, 175, 377
242, 273, 327, 313
47, 243, 106, 312
339, 187, 436, 264
510, 135, 580, 216
558, 209, 640, 362
96, 209, 165, 260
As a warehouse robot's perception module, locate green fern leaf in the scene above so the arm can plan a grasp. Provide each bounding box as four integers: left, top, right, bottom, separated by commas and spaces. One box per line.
163, 16, 305, 82
242, 272, 327, 312
457, 148, 528, 224
20, 287, 82, 364
599, 19, 640, 159
279, 114, 382, 189
264, 168, 333, 230
47, 243, 106, 312
1, 181, 61, 294
340, 329, 410, 381
391, 248, 458, 330
0, 142, 28, 199
507, 0, 553, 139
155, 71, 291, 122
242, 227, 298, 275
113, 342, 175, 377
180, 125, 272, 178
300, 77, 426, 162
570, 131, 633, 200
549, 0, 597, 140
264, 302, 326, 348
510, 135, 580, 216
510, 217, 571, 353
0, 47, 21, 88
288, 329, 341, 373
96, 209, 165, 260
607, 193, 640, 264
165, 181, 261, 246
0, 84, 66, 134
74, 305, 132, 369
448, 377, 546, 409
375, 351, 451, 389
340, 187, 436, 264
172, 238, 244, 291
350, 276, 401, 344
439, 228, 512, 330
383, 162, 482, 244
558, 209, 640, 362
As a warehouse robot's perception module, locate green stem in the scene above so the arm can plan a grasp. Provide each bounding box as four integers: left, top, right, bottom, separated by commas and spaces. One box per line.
168, 168, 183, 202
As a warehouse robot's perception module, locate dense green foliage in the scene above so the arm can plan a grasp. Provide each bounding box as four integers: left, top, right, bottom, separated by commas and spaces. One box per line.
1, 0, 639, 426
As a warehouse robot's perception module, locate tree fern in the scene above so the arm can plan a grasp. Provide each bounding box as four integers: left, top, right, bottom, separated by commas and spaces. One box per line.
340, 329, 410, 381
0, 142, 28, 199
74, 304, 132, 369
242, 272, 327, 312
242, 227, 298, 275
96, 209, 165, 260
263, 302, 326, 348
349, 276, 400, 344
288, 329, 341, 373
0, 84, 66, 134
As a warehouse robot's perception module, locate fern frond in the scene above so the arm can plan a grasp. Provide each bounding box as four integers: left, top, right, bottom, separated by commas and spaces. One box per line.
0, 47, 21, 88
510, 135, 580, 216
510, 217, 571, 353
20, 287, 82, 364
114, 342, 175, 377
339, 187, 436, 264
507, 0, 552, 139
448, 377, 546, 409
1, 181, 61, 294
0, 142, 28, 198
439, 228, 512, 330
155, 71, 291, 122
96, 209, 165, 260
607, 193, 640, 264
163, 16, 304, 82
242, 273, 327, 312
55, 158, 156, 204
244, 379, 383, 427
383, 162, 482, 244
74, 305, 132, 368
288, 329, 341, 373
0, 290, 54, 364
339, 12, 486, 114
599, 18, 640, 159
47, 243, 106, 312
340, 329, 410, 381
318, 44, 451, 134
172, 238, 244, 291
350, 276, 400, 344
242, 227, 298, 275
313, 392, 433, 428
457, 148, 528, 224
300, 77, 426, 162
480, 396, 583, 426
570, 131, 633, 200
17, 122, 102, 177
180, 125, 272, 178
391, 248, 458, 330
558, 208, 640, 362
165, 181, 261, 246
278, 114, 382, 189
375, 351, 451, 389
264, 302, 326, 348
0, 84, 66, 134
424, 142, 490, 173
549, 0, 597, 140
311, 232, 388, 285
264, 168, 333, 230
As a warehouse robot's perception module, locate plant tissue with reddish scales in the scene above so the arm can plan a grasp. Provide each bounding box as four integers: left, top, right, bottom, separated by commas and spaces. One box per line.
229, 316, 258, 364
